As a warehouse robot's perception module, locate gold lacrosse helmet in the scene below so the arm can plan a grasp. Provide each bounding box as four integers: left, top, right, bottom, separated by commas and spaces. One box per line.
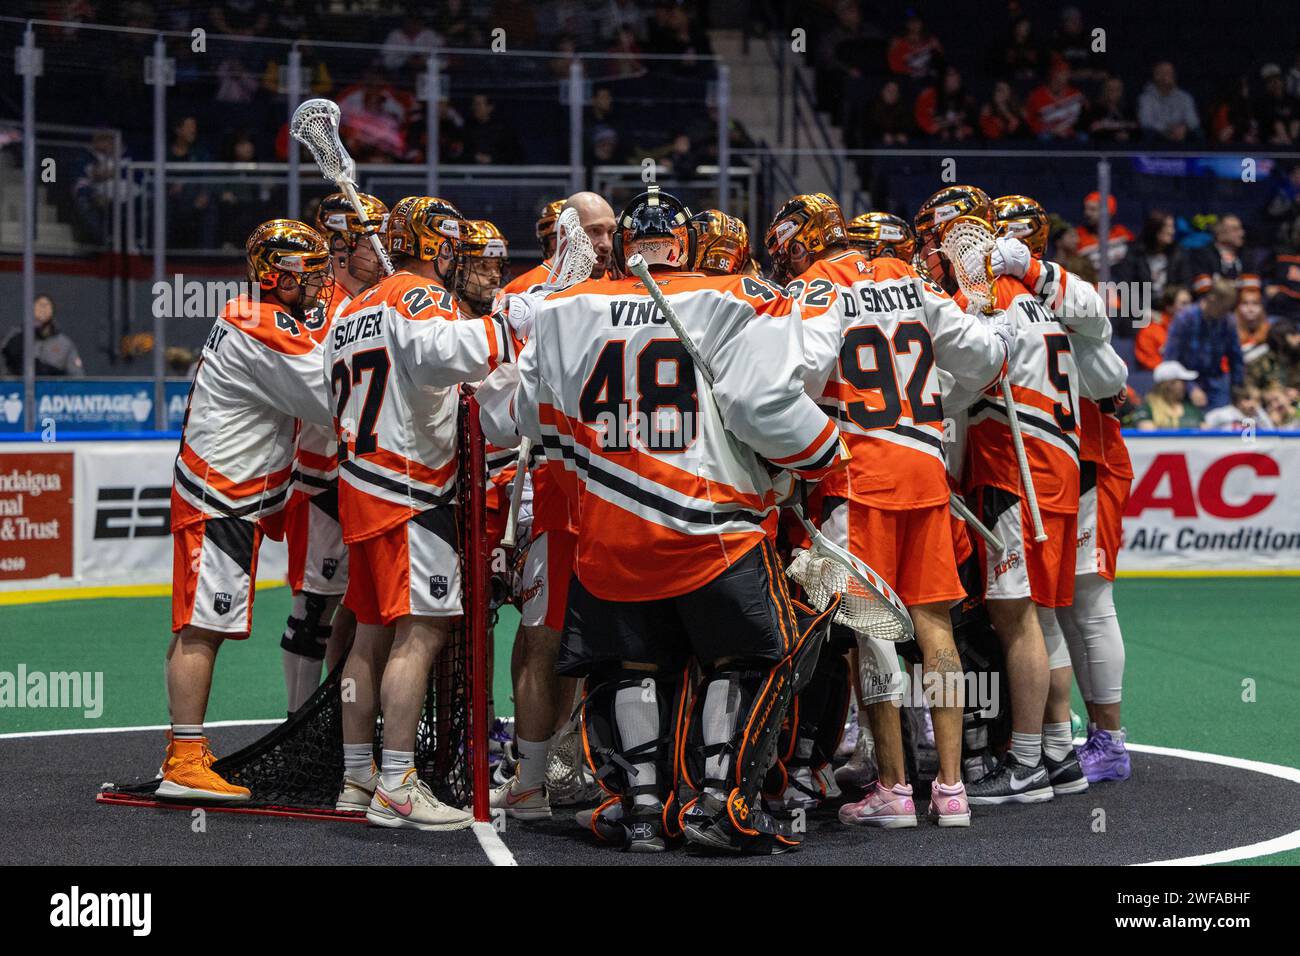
847, 212, 917, 262
315, 191, 388, 247
455, 219, 510, 314
387, 195, 464, 262
993, 194, 1050, 257
913, 185, 994, 286
536, 199, 566, 259
764, 192, 849, 283
246, 219, 332, 299
690, 209, 751, 275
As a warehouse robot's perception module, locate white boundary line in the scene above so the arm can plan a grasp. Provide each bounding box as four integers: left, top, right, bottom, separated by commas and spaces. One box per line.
2, 726, 1293, 865
1124, 742, 1300, 866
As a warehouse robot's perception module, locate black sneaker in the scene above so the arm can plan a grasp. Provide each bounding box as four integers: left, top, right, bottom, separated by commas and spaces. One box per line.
624, 804, 666, 853
1042, 748, 1090, 795
682, 791, 801, 856
966, 752, 1054, 805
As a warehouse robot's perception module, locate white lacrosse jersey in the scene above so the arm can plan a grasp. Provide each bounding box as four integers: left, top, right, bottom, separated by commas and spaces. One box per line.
513, 270, 843, 601
793, 250, 1008, 510
173, 295, 332, 532
292, 288, 352, 499
327, 270, 516, 543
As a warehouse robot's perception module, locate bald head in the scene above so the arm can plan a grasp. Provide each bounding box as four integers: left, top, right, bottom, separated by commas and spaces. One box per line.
565, 191, 616, 276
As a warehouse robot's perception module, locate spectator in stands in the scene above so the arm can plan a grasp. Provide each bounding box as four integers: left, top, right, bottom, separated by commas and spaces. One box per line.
463, 94, 523, 165
1137, 61, 1200, 143
887, 15, 943, 80
979, 80, 1026, 140
988, 16, 1044, 86
1076, 192, 1135, 271
1118, 209, 1179, 303
1263, 385, 1300, 428
217, 131, 267, 248
434, 0, 485, 48
1164, 277, 1243, 409
1086, 75, 1138, 143
2, 295, 84, 378
662, 131, 704, 178
1236, 276, 1270, 350
820, 0, 877, 146
74, 130, 123, 246
1134, 361, 1204, 430
167, 115, 217, 249
646, 0, 711, 66
381, 11, 442, 73
1255, 63, 1300, 146
865, 79, 913, 145
1051, 6, 1104, 86
1267, 227, 1300, 319
1265, 163, 1300, 247
262, 40, 333, 99
914, 66, 976, 142
1209, 74, 1259, 144
1177, 214, 1246, 286
598, 0, 648, 41
604, 26, 646, 78
1267, 318, 1300, 397
1050, 219, 1097, 282
1135, 285, 1192, 370
336, 70, 415, 163
1025, 62, 1087, 140
210, 0, 268, 36
1203, 384, 1270, 431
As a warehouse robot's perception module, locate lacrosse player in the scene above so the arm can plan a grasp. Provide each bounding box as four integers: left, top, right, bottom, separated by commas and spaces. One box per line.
328, 196, 519, 831
993, 195, 1134, 783
767, 194, 1011, 827
279, 193, 388, 713
160, 220, 335, 802
506, 185, 843, 854
498, 199, 564, 299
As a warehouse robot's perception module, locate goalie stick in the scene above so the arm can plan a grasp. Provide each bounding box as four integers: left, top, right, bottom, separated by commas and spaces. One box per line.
625, 253, 913, 643
291, 98, 394, 278
940, 216, 1048, 543
502, 207, 598, 546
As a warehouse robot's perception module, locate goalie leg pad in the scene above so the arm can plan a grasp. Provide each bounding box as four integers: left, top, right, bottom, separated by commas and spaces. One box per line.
578, 667, 685, 803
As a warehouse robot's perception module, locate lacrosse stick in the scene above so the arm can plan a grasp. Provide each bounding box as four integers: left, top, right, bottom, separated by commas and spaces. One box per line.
940, 215, 1047, 543
625, 253, 913, 643
949, 491, 1004, 552
290, 98, 393, 277
501, 208, 597, 546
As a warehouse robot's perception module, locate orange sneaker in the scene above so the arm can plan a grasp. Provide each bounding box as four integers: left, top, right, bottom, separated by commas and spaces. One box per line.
156, 737, 250, 802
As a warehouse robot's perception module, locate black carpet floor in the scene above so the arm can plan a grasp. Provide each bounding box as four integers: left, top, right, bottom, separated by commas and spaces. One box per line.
3, 726, 1296, 866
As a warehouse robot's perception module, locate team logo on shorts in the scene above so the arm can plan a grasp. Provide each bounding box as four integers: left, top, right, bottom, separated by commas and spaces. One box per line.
429, 574, 448, 599
992, 551, 1022, 580
321, 558, 338, 580
213, 592, 233, 615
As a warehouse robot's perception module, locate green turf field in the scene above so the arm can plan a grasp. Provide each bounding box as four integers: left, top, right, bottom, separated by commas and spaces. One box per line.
2, 578, 1298, 862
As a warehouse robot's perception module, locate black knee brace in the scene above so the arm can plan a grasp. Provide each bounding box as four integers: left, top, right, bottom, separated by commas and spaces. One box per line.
280, 592, 332, 660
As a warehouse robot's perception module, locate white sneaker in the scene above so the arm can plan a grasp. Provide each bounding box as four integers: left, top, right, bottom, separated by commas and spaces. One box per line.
336, 764, 378, 812
834, 726, 878, 790
835, 712, 860, 760
490, 773, 552, 820
777, 765, 822, 810
366, 770, 474, 831
817, 763, 841, 800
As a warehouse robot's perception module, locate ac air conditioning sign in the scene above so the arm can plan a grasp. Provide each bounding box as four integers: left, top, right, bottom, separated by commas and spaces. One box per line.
1120, 437, 1300, 572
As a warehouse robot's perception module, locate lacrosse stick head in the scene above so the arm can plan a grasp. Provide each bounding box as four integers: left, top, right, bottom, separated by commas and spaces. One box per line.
786, 544, 913, 643
543, 206, 597, 290
290, 98, 356, 186
940, 214, 998, 316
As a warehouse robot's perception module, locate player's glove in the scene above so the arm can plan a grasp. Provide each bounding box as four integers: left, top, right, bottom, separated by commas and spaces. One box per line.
989, 307, 1017, 359
501, 292, 537, 341
989, 236, 1030, 279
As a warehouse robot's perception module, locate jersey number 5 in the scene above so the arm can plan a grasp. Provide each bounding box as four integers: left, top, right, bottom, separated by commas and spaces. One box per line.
331, 348, 391, 460
579, 339, 698, 452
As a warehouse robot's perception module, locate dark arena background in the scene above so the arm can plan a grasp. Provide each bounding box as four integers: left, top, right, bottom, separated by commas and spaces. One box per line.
0, 0, 1296, 921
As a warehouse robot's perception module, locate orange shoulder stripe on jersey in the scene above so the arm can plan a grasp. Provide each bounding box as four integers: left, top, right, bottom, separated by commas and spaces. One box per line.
538, 403, 769, 511
296, 447, 335, 471
221, 297, 319, 355
352, 443, 458, 487
181, 441, 294, 496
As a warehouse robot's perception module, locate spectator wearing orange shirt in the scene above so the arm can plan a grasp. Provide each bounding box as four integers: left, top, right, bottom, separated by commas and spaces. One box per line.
1025, 62, 1087, 140
1135, 285, 1192, 370
913, 66, 976, 141
887, 16, 943, 79
1076, 191, 1135, 271
979, 80, 1026, 140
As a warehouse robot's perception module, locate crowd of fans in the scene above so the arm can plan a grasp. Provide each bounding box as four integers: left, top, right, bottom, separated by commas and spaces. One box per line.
810, 1, 1300, 150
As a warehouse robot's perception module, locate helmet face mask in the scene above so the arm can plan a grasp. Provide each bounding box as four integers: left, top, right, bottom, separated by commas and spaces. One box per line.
993, 194, 1049, 257
246, 219, 333, 311
847, 212, 917, 262
764, 192, 848, 284
316, 191, 388, 293
913, 185, 994, 293
536, 199, 566, 260
455, 219, 509, 314
614, 185, 695, 272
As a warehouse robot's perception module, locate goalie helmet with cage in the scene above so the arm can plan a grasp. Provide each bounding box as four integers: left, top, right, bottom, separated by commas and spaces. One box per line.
913, 185, 994, 289
387, 196, 464, 283
455, 219, 510, 315
613, 185, 695, 272
993, 194, 1050, 258
689, 209, 752, 275
847, 212, 916, 262
764, 192, 849, 284
535, 199, 566, 260
245, 219, 333, 304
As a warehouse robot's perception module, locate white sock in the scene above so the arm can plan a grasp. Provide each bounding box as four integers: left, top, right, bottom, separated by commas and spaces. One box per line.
1010, 731, 1042, 768
343, 743, 373, 779
614, 683, 661, 808
702, 678, 739, 800
1042, 721, 1073, 761
380, 749, 415, 790
515, 736, 549, 791
172, 723, 203, 741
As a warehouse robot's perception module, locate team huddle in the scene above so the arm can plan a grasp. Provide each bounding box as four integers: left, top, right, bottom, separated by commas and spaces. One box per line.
156, 177, 1133, 855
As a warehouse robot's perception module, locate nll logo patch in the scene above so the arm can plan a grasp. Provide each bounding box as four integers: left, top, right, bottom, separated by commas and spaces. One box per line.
321, 558, 338, 580
213, 592, 233, 615
429, 574, 448, 599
